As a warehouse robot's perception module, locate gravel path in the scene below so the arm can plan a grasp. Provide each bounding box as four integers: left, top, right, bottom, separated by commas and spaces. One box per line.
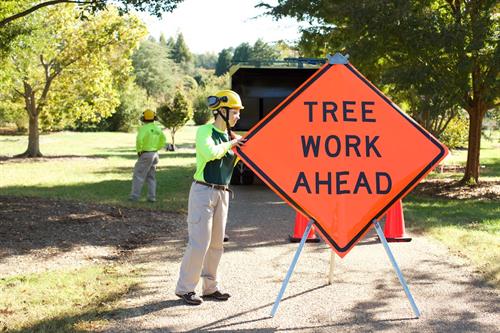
103, 185, 499, 333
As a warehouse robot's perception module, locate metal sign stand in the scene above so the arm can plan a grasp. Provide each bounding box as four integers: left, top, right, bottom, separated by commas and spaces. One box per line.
328, 251, 336, 285
270, 219, 314, 317
373, 220, 421, 318
270, 219, 421, 318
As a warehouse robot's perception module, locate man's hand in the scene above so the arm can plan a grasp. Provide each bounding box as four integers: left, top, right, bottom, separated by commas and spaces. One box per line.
230, 137, 246, 148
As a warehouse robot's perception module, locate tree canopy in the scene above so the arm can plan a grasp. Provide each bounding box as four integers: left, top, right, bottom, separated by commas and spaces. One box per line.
132, 39, 179, 100
157, 90, 192, 149
0, 0, 184, 28
194, 52, 217, 69
233, 42, 253, 63
171, 33, 192, 64
249, 38, 279, 62
215, 48, 233, 76
232, 39, 281, 64
0, 4, 146, 156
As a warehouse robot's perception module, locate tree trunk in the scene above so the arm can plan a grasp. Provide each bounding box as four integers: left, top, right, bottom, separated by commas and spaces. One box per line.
16, 60, 59, 158
171, 131, 176, 151
461, 104, 485, 184
15, 82, 43, 158
16, 107, 43, 158
26, 112, 42, 157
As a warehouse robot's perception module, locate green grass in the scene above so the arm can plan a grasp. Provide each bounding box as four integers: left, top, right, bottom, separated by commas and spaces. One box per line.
404, 131, 500, 286
0, 264, 140, 332
404, 197, 500, 285
0, 124, 199, 213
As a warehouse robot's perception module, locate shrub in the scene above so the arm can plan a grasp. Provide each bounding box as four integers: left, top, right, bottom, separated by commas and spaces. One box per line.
192, 93, 213, 125
157, 90, 192, 150
439, 112, 468, 149
106, 82, 149, 132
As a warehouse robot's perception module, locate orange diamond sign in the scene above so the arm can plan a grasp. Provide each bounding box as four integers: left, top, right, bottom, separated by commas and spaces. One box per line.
234, 57, 448, 257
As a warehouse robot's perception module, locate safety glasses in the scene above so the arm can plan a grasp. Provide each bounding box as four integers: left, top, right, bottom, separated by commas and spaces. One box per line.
207, 95, 228, 109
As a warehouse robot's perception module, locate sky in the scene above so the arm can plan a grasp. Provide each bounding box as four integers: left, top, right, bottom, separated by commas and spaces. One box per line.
137, 0, 305, 54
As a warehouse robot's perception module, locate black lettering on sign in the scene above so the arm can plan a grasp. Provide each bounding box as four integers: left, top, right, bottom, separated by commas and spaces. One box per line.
304, 100, 378, 123
353, 171, 372, 194
343, 101, 356, 122
315, 172, 332, 194
293, 172, 311, 193
336, 171, 350, 194
325, 135, 341, 157
323, 102, 338, 122
304, 101, 318, 122
346, 135, 361, 157
301, 136, 320, 157
366, 136, 381, 157
301, 135, 381, 158
361, 101, 376, 122
376, 172, 392, 194
292, 171, 392, 196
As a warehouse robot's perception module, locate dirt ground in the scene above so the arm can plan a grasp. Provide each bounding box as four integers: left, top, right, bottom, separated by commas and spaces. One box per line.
412, 178, 500, 200
0, 181, 499, 332
0, 196, 185, 277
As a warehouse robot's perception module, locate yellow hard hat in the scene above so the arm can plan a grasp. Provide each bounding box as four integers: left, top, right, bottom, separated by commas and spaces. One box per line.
142, 109, 156, 121
208, 90, 244, 111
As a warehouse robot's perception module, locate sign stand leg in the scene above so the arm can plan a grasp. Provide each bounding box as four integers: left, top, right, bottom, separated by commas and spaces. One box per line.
373, 220, 421, 318
328, 251, 335, 285
270, 219, 314, 317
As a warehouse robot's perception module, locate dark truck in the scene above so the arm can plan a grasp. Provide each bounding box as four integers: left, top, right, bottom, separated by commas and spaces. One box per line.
229, 58, 324, 185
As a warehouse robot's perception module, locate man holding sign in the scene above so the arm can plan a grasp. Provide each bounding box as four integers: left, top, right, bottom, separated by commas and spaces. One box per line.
175, 90, 246, 305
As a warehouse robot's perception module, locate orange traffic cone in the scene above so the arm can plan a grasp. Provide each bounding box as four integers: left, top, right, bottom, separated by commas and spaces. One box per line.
289, 212, 320, 243
384, 200, 412, 242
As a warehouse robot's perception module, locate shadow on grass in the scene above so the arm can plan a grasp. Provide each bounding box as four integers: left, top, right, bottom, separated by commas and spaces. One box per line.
0, 149, 195, 163
0, 162, 194, 204
93, 145, 195, 160
403, 195, 499, 231
481, 158, 500, 177
6, 288, 140, 333
0, 155, 110, 163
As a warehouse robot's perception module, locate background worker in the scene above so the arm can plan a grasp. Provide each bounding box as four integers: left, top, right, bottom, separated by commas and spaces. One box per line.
175, 90, 246, 305
129, 109, 166, 202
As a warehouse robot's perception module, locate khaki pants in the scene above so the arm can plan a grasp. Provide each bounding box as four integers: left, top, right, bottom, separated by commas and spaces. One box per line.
130, 152, 159, 201
176, 182, 229, 295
